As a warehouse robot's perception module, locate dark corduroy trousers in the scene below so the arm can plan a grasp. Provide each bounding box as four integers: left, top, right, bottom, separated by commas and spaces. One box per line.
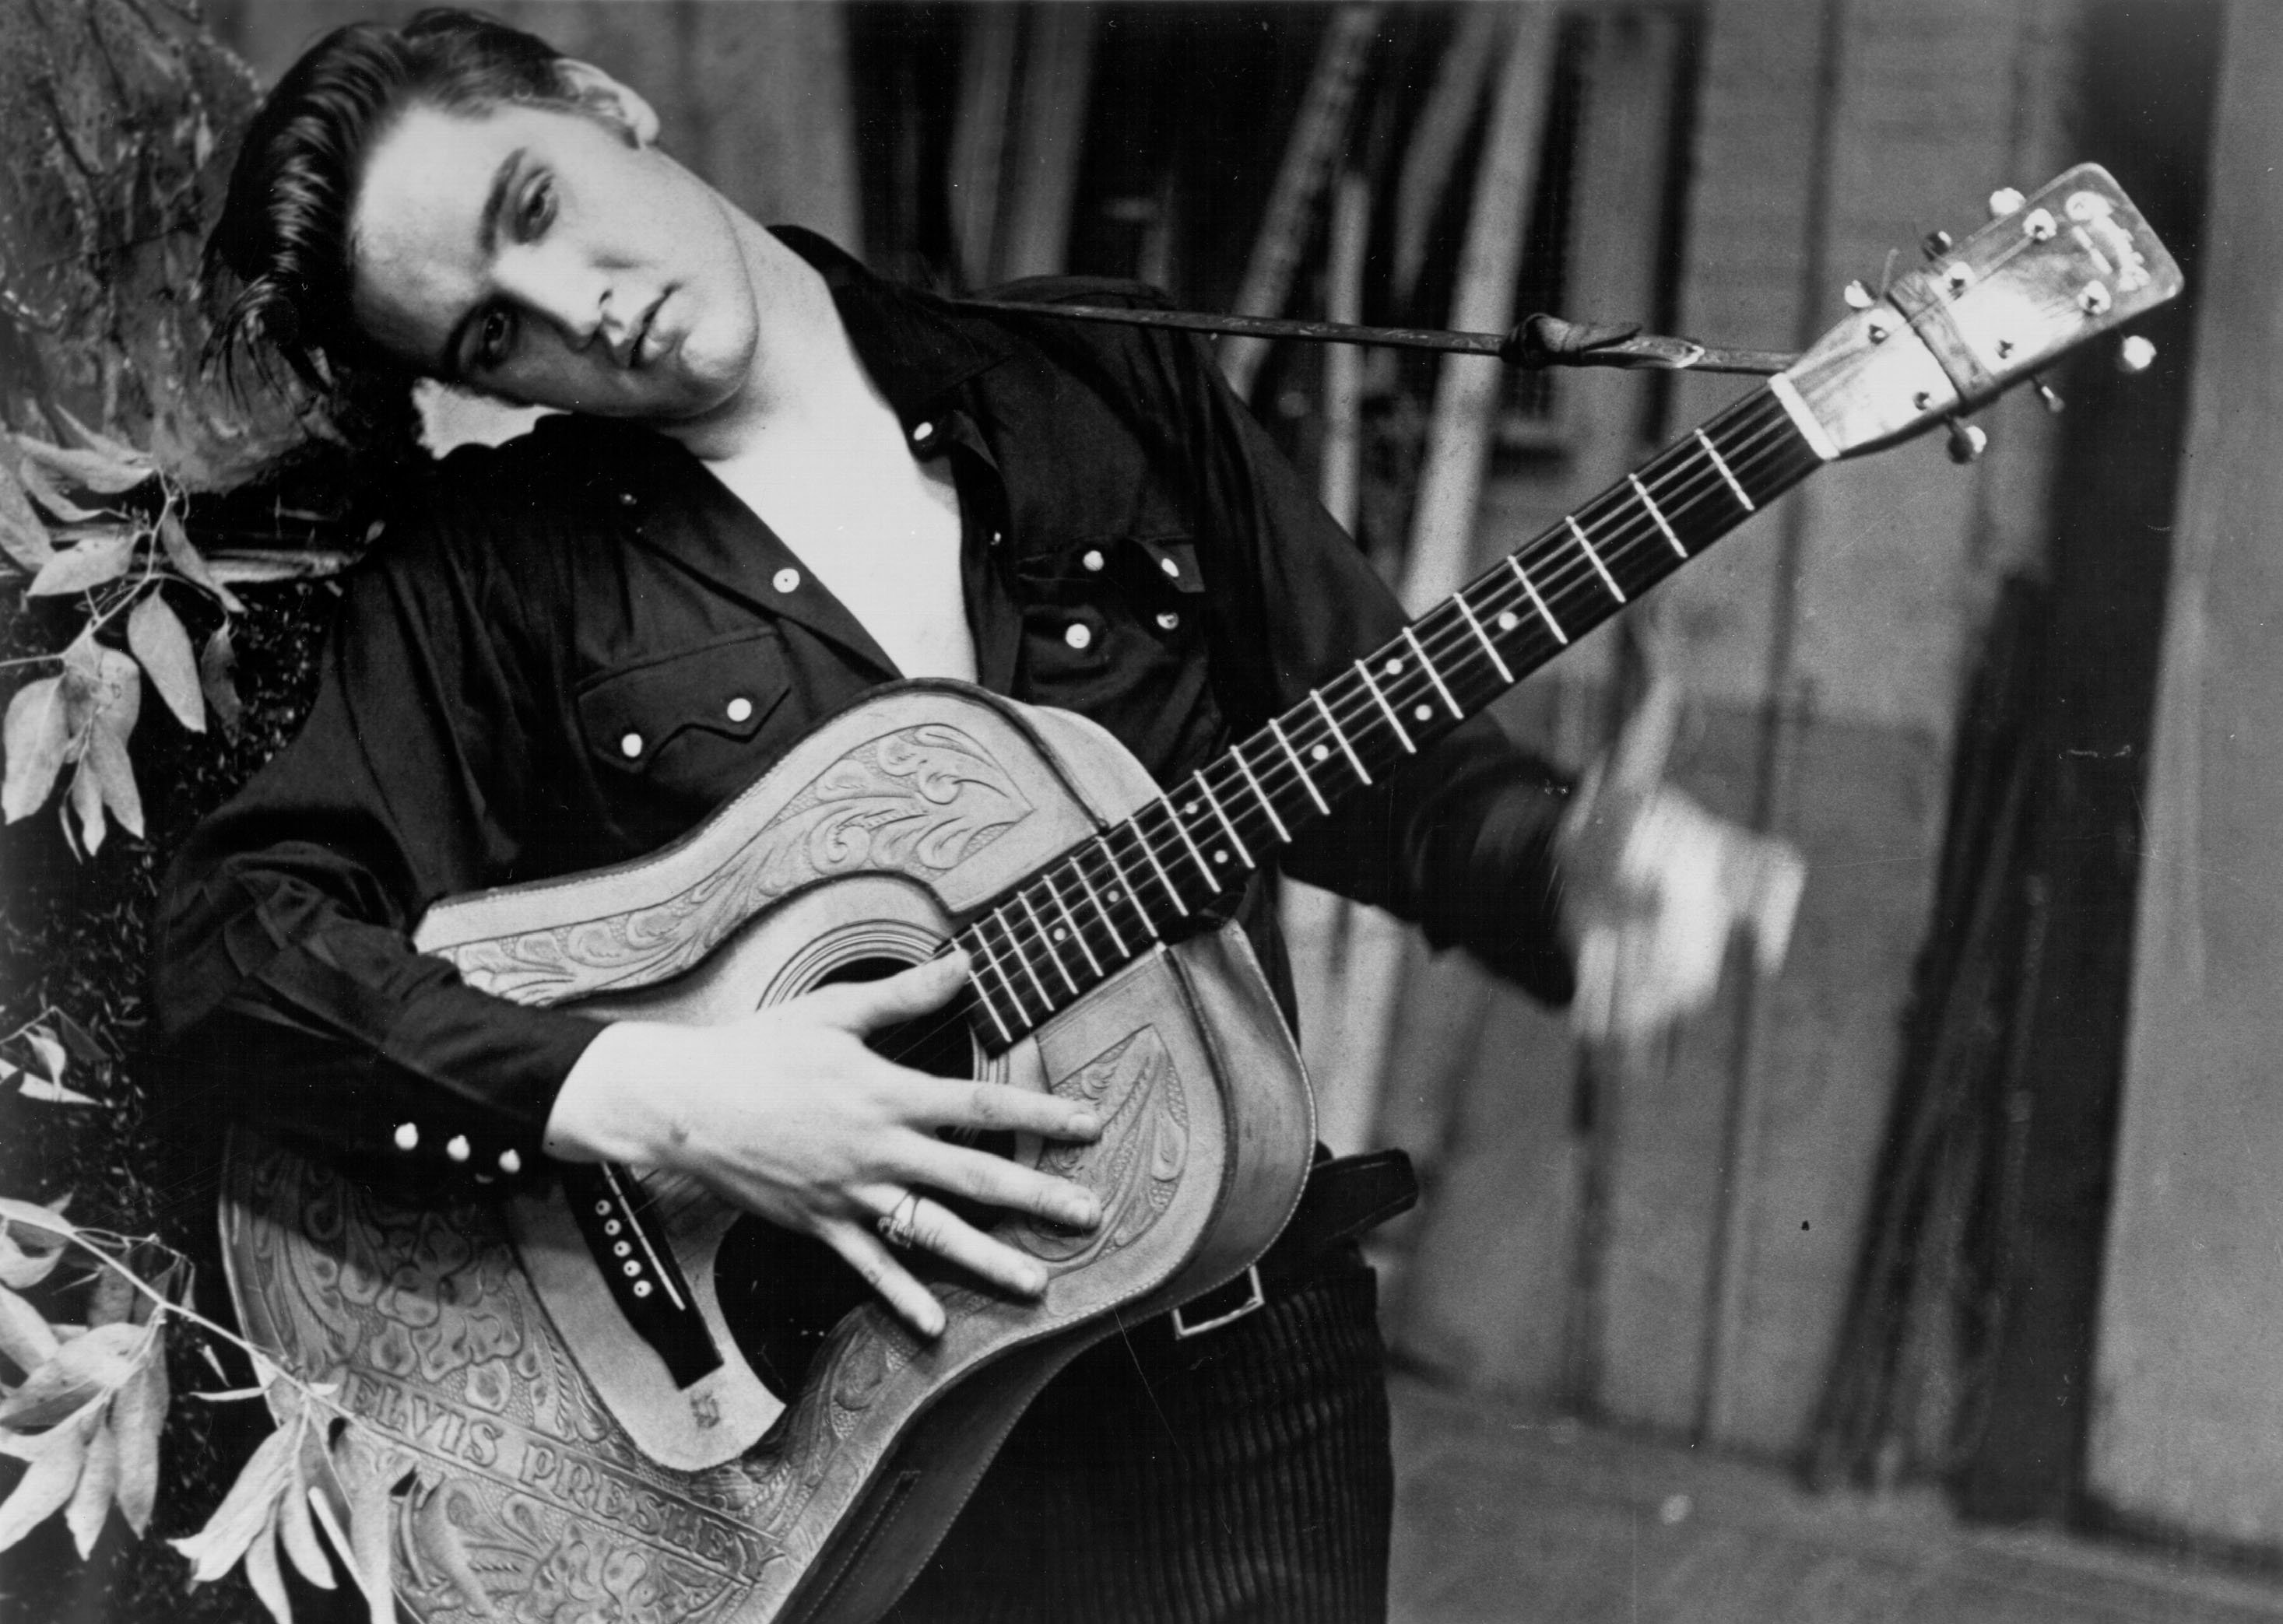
887, 1248, 1393, 1622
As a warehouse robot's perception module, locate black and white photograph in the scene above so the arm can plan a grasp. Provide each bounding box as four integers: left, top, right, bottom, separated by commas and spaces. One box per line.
0, 2, 2267, 1620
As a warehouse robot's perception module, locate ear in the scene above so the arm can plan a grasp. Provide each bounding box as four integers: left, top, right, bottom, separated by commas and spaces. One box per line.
555, 58, 661, 147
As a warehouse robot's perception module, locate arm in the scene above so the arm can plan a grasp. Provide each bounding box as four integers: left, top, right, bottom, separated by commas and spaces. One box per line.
157, 486, 1100, 1335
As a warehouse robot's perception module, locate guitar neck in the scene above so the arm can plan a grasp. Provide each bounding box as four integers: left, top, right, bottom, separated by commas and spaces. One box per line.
954, 383, 1825, 1047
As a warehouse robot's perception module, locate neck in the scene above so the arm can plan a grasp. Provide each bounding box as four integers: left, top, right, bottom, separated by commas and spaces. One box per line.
661, 219, 863, 462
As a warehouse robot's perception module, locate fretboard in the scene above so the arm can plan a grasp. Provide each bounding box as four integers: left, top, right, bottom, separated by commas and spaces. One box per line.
953, 384, 1823, 1049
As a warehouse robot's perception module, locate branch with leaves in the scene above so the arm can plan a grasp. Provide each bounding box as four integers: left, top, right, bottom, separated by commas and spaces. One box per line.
0, 1196, 402, 1624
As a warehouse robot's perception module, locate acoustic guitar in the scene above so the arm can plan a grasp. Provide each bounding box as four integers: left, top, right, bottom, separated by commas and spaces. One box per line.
217, 165, 2178, 1623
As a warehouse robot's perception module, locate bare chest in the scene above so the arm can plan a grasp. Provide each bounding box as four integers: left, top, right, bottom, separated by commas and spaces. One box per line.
703, 431, 976, 682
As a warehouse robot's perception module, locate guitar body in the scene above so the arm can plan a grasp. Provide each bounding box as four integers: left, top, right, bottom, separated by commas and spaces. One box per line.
219, 682, 1316, 1624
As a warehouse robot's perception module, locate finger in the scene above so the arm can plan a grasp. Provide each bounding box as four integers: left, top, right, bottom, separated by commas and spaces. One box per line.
820, 1218, 947, 1338
867, 1188, 1050, 1299
897, 1076, 1101, 1142
902, 1137, 1103, 1231
811, 952, 971, 1036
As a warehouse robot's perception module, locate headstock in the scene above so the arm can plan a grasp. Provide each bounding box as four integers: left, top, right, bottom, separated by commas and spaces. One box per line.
1778, 163, 2183, 460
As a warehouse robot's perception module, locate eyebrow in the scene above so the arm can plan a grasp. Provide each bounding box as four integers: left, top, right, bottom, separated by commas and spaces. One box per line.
434, 146, 528, 378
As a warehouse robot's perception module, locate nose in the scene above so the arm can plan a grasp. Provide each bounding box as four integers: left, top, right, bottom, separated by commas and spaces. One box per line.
493, 247, 624, 360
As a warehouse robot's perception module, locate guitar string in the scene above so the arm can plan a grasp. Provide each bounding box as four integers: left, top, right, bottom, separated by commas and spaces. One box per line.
954, 393, 1814, 1035
960, 396, 1818, 1034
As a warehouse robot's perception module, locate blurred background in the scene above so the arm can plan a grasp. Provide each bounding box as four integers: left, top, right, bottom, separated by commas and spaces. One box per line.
9, 1, 2283, 1619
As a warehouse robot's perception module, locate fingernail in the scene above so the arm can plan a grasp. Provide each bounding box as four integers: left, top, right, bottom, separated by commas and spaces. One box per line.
1020, 1266, 1049, 1296
919, 1306, 946, 1338
1064, 1194, 1101, 1228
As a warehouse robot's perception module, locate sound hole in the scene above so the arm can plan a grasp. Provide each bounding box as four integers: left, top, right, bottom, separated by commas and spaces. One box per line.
715, 953, 1011, 1401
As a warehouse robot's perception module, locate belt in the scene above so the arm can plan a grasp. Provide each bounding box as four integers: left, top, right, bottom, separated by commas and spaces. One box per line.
1161, 1149, 1419, 1341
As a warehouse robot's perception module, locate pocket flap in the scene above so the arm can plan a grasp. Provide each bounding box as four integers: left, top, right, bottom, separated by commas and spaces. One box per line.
576, 630, 790, 768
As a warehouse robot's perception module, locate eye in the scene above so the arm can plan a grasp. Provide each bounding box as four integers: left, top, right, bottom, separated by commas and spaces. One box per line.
473, 307, 517, 370
517, 174, 555, 239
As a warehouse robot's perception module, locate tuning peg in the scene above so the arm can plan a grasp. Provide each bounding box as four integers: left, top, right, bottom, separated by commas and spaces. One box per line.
1988, 186, 2028, 219
1946, 419, 1989, 464
1922, 230, 1955, 261
1842, 280, 1876, 310
2118, 335, 2158, 374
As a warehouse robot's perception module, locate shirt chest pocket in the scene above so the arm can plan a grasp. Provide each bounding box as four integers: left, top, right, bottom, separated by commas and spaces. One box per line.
1020, 533, 1206, 665
576, 630, 795, 819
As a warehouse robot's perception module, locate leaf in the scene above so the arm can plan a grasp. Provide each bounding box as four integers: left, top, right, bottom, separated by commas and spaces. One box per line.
16, 458, 102, 523
109, 1327, 164, 1536
61, 640, 142, 742
245, 1513, 294, 1624
0, 1322, 143, 1429
2, 679, 70, 823
65, 1403, 118, 1557
0, 461, 54, 572
0, 1198, 79, 1247
206, 548, 359, 584
88, 1268, 134, 1329
68, 756, 106, 857
157, 510, 244, 613
24, 1029, 66, 1087
0, 1230, 61, 1291
0, 1411, 90, 1552
199, 626, 243, 740
128, 593, 205, 733
52, 409, 151, 472
277, 1471, 334, 1591
28, 528, 136, 596
48, 1012, 108, 1066
13, 434, 153, 495
0, 1286, 60, 1376
17, 1079, 102, 1106
173, 1418, 297, 1583
86, 714, 145, 840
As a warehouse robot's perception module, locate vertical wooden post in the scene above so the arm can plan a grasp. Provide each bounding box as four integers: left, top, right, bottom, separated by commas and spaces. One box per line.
949, 4, 1020, 288
996, 4, 1098, 283
1217, 5, 1384, 400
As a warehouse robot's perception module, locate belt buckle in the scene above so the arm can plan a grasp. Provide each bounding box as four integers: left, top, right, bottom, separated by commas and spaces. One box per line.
1170, 1264, 1265, 1340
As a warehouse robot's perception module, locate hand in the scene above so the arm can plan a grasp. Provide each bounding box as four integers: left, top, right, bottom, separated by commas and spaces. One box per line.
546, 952, 1103, 1338
1556, 679, 1806, 1044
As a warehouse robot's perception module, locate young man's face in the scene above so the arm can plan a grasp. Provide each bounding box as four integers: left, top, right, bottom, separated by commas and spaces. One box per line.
349, 97, 759, 420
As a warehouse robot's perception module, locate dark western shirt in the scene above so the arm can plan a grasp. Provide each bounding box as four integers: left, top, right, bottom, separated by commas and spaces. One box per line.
154, 230, 1573, 1183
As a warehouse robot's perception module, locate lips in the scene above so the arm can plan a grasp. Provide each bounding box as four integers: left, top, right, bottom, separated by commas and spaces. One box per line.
630, 291, 670, 368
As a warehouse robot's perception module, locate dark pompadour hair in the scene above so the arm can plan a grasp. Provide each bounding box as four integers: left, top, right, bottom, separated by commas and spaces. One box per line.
204, 9, 579, 390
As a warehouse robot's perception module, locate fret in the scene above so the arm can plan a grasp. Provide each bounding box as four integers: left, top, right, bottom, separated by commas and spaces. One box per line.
1402, 626, 1463, 719
967, 921, 1028, 1033
996, 903, 1054, 1005
1044, 871, 1104, 977
1505, 556, 1568, 644
1696, 429, 1755, 511
1194, 771, 1252, 868
1129, 819, 1192, 917
1453, 593, 1514, 683
1355, 660, 1416, 752
1311, 691, 1371, 784
1020, 891, 1079, 995
1072, 847, 1130, 957
1232, 741, 1291, 841
964, 956, 1015, 1044
1093, 834, 1157, 942
1268, 717, 1330, 815
1629, 474, 1686, 559
1161, 794, 1220, 890
1565, 516, 1626, 602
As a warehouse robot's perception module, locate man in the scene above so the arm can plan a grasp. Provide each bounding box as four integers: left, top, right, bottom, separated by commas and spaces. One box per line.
161, 11, 1768, 1618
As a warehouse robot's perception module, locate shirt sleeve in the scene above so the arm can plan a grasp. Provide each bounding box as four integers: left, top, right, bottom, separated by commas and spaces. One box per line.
1156, 317, 1579, 1004
153, 482, 602, 1184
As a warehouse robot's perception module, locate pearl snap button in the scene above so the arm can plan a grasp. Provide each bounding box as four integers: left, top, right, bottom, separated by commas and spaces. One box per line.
773, 567, 801, 593
634, 1280, 653, 1298
393, 1122, 419, 1152
1156, 612, 1181, 630
616, 491, 636, 507
726, 696, 753, 723
446, 1135, 470, 1163
620, 732, 643, 759
498, 1149, 522, 1174
1082, 549, 1105, 573
1160, 557, 1181, 579
1064, 623, 1094, 651
911, 421, 934, 443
